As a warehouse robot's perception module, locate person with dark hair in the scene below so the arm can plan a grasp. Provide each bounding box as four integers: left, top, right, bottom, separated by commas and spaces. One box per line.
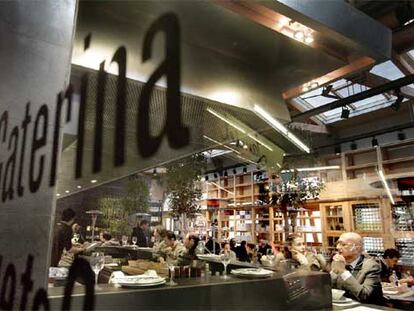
162, 231, 186, 263
131, 219, 149, 247
235, 241, 250, 262
378, 248, 401, 282
178, 233, 201, 265
51, 208, 85, 267
205, 237, 221, 255
100, 231, 120, 246
229, 238, 237, 252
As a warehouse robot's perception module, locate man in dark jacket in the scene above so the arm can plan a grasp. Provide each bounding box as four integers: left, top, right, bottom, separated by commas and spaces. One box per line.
131, 219, 149, 247
51, 208, 84, 267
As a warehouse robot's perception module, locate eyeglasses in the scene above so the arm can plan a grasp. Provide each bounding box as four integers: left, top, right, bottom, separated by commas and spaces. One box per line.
335, 241, 356, 249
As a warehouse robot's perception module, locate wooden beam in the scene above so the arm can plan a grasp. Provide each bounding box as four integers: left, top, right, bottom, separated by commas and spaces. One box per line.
392, 51, 414, 75
392, 22, 414, 54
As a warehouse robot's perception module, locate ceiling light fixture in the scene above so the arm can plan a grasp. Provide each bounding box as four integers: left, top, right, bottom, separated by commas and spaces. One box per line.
56, 193, 61, 197
391, 90, 404, 111
91, 179, 97, 183
334, 145, 341, 155
281, 165, 340, 172
378, 169, 395, 205
350, 142, 357, 150
371, 137, 378, 147
233, 168, 237, 175
207, 108, 246, 134
65, 190, 70, 194
214, 173, 218, 179
341, 106, 350, 119
398, 131, 406, 141
203, 135, 240, 155
253, 104, 310, 153
243, 167, 247, 173
205, 175, 209, 181
77, 185, 82, 189
224, 170, 228, 177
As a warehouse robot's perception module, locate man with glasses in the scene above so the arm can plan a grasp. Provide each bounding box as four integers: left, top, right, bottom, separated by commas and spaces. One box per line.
330, 232, 383, 304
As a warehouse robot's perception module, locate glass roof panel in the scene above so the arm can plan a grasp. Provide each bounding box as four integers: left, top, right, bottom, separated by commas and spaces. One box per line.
370, 60, 404, 80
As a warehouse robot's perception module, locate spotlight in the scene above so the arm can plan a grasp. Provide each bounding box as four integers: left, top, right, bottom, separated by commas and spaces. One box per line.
224, 170, 228, 177
205, 175, 209, 181
371, 137, 378, 147
243, 167, 247, 173
341, 106, 350, 119
232, 168, 237, 175
153, 168, 157, 176
214, 173, 218, 179
334, 145, 341, 155
391, 90, 404, 111
398, 131, 406, 141
350, 141, 357, 150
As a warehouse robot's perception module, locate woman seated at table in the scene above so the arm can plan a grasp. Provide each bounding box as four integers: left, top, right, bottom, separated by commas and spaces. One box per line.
222, 242, 237, 260
159, 231, 186, 263
152, 225, 167, 260
284, 234, 327, 271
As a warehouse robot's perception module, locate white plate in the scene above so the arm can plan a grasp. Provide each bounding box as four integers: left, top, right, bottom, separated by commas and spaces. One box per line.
332, 297, 353, 304
231, 268, 273, 278
118, 279, 166, 288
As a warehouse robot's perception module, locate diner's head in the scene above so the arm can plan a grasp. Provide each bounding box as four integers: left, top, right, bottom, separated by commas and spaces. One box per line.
229, 239, 236, 248
61, 208, 76, 225
72, 223, 81, 233
99, 231, 112, 241
286, 234, 306, 255
164, 231, 177, 247
223, 242, 231, 252
336, 232, 363, 262
383, 248, 401, 268
139, 219, 149, 230
184, 234, 200, 252
241, 240, 247, 248
153, 225, 167, 240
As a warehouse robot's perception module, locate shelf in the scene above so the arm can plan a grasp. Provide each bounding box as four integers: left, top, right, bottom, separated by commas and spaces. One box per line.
345, 163, 376, 170
382, 156, 414, 165
235, 183, 252, 188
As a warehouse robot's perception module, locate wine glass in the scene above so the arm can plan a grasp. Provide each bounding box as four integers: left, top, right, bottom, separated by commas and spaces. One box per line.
266, 248, 275, 266
220, 250, 232, 279
166, 257, 177, 286
121, 235, 128, 246
72, 233, 80, 244
90, 252, 105, 289
132, 236, 138, 247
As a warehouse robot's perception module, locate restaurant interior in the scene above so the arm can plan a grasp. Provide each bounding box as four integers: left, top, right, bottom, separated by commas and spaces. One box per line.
48, 1, 414, 310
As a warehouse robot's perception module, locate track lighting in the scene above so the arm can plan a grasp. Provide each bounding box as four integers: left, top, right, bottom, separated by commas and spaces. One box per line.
205, 175, 209, 181
371, 137, 378, 147
214, 173, 218, 179
233, 168, 237, 175
341, 106, 350, 119
398, 131, 406, 141
391, 89, 404, 111
243, 167, 247, 173
334, 145, 341, 155
350, 141, 357, 150
224, 170, 228, 177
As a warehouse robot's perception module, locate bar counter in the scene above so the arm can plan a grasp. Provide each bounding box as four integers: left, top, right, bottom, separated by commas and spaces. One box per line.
48, 271, 331, 310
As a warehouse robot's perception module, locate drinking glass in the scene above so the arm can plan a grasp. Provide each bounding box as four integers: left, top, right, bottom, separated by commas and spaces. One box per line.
132, 236, 137, 247
90, 252, 105, 289
220, 250, 232, 279
121, 235, 128, 246
166, 258, 177, 286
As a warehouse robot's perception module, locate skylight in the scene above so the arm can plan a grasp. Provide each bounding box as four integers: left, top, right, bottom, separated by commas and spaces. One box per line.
294, 60, 412, 123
